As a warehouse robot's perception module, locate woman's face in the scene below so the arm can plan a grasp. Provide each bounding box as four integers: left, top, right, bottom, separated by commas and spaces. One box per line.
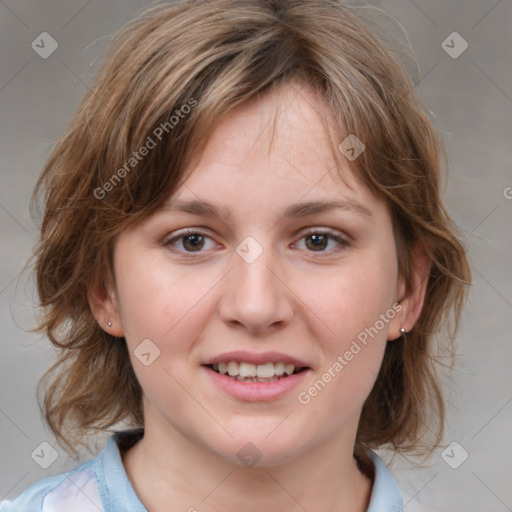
106, 83, 406, 466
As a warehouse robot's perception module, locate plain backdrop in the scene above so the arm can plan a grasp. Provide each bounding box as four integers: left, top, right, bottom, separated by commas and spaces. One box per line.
1, 1, 511, 511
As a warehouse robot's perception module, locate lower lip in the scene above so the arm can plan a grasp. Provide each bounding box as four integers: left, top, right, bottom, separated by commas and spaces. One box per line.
202, 365, 311, 401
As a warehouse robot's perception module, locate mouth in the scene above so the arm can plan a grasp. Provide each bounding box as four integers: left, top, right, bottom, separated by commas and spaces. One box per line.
203, 361, 310, 383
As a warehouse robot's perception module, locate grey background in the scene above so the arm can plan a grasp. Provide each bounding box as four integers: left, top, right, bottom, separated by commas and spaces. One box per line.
1, 1, 511, 510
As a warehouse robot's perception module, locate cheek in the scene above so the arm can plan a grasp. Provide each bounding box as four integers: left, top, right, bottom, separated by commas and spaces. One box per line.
114, 254, 216, 409
308, 251, 397, 346
302, 245, 398, 400
115, 250, 210, 340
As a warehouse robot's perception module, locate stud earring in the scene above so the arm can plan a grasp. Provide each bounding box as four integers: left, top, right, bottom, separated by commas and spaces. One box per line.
399, 328, 406, 335
108, 321, 112, 327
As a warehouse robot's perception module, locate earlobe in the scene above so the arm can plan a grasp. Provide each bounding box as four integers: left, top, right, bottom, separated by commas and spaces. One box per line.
87, 280, 125, 337
388, 242, 431, 341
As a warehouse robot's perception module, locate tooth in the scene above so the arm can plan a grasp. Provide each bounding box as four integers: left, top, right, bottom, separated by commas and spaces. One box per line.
256, 362, 275, 378
283, 364, 295, 375
257, 376, 278, 382
227, 361, 239, 376
219, 360, 299, 378
274, 362, 285, 376
239, 362, 257, 378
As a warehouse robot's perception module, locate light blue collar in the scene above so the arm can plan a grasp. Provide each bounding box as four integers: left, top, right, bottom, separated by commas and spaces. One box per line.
366, 449, 404, 511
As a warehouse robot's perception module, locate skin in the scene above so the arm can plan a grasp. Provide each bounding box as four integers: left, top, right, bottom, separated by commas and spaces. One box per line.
90, 81, 429, 512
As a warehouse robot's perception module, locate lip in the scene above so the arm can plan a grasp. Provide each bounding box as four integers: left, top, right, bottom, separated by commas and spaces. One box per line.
202, 350, 311, 368
202, 364, 311, 401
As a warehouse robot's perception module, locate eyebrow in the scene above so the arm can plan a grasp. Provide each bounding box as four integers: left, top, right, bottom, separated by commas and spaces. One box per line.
163, 198, 373, 220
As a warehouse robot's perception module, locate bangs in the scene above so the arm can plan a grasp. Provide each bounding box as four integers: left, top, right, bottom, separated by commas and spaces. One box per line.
86, 0, 415, 227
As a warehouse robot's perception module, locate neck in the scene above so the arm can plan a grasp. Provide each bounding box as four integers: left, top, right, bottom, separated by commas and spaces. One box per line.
121, 423, 373, 512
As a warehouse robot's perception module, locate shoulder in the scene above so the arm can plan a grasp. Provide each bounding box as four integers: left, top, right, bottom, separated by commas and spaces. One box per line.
0, 428, 146, 512
0, 456, 103, 512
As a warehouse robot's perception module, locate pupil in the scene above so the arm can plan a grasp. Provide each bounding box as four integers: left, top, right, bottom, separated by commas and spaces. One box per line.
184, 234, 203, 251
307, 234, 327, 251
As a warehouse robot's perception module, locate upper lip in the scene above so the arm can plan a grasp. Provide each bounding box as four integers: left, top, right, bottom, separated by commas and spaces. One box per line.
203, 350, 311, 368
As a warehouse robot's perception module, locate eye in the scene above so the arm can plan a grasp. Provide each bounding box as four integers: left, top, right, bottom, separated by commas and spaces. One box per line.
294, 229, 350, 254
164, 228, 350, 256
164, 229, 217, 254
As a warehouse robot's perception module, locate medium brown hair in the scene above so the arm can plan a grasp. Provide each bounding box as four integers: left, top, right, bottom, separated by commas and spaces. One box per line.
30, 0, 471, 460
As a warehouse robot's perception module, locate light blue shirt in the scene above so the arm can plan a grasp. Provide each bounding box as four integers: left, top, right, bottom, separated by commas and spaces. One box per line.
1, 429, 403, 511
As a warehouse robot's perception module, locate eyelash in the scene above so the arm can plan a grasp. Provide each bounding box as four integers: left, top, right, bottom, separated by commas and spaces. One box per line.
164, 228, 351, 257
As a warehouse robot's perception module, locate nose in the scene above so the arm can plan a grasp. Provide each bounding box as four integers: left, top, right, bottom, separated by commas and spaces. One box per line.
218, 243, 294, 334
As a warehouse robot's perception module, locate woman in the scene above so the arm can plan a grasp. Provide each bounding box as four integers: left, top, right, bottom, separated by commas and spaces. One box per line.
1, 1, 470, 510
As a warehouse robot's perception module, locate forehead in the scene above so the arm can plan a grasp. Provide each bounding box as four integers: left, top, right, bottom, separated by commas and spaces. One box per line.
169, 82, 385, 217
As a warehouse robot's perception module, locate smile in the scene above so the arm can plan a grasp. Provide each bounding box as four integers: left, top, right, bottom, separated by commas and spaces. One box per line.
207, 361, 307, 382
202, 363, 311, 401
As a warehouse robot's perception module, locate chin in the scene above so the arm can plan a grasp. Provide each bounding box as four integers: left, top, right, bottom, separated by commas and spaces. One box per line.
215, 433, 303, 469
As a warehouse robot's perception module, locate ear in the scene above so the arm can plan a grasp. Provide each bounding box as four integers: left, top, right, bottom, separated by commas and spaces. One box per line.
388, 241, 431, 341
87, 277, 125, 337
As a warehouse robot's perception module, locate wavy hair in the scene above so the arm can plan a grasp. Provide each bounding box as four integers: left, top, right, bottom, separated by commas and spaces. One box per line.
30, 0, 471, 460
